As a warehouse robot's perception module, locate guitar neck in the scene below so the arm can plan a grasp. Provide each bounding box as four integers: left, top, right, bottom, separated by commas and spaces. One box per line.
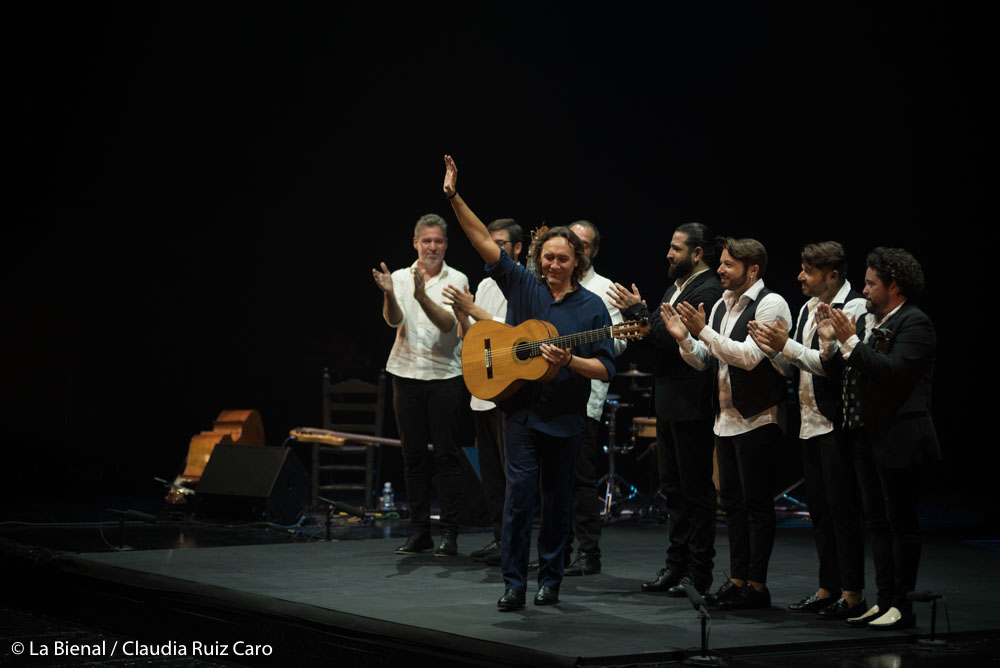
529, 326, 614, 356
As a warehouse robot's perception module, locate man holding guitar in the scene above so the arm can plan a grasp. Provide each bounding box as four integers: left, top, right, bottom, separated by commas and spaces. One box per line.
443, 155, 616, 611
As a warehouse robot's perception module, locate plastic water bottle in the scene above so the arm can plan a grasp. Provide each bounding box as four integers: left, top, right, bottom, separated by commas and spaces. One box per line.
381, 482, 394, 511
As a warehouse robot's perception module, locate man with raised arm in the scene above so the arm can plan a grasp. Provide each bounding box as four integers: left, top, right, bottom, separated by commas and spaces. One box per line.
372, 214, 469, 557
561, 219, 627, 577
748, 242, 868, 620
818, 247, 939, 630
660, 238, 792, 610
442, 218, 524, 566
607, 223, 722, 597
442, 155, 615, 611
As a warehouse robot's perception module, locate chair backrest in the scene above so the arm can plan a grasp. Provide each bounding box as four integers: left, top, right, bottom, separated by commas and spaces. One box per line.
321, 370, 386, 437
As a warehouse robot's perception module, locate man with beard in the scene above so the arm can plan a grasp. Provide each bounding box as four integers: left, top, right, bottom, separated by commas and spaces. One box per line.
372, 214, 469, 557
749, 242, 868, 619
608, 223, 722, 596
819, 247, 939, 630
661, 238, 792, 610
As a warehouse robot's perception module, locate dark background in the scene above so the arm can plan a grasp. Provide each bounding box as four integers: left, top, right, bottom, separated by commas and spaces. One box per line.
6, 4, 987, 511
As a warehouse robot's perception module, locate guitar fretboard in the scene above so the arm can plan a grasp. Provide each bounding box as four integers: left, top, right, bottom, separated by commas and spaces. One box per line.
525, 326, 613, 357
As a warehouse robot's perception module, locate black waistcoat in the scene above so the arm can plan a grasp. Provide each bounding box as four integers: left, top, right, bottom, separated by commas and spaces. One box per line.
792, 289, 864, 425
711, 287, 787, 419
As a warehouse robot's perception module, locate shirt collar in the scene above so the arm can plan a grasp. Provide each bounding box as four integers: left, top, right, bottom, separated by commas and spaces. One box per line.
674, 267, 710, 294
807, 280, 854, 313
724, 278, 766, 307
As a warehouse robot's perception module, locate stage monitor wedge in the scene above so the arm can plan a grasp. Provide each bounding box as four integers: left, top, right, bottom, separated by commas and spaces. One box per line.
197, 444, 310, 525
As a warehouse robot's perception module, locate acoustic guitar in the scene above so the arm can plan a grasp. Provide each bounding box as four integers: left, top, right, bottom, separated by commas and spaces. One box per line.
462, 318, 650, 401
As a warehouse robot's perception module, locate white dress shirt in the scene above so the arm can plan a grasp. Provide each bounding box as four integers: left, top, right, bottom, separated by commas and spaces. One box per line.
781, 281, 867, 439
678, 279, 792, 437
469, 276, 508, 412
579, 266, 626, 421
384, 260, 468, 381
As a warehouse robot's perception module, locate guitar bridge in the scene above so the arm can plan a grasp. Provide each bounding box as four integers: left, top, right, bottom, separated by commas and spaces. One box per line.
484, 338, 493, 379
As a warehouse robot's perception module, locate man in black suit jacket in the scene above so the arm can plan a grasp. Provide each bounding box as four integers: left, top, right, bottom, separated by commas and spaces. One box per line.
610, 222, 723, 596
820, 247, 939, 631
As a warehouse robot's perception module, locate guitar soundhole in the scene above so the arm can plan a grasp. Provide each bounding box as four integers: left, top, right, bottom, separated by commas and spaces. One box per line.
514, 342, 532, 361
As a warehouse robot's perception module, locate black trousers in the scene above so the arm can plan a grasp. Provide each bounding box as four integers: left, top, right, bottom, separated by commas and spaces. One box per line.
658, 416, 717, 589
715, 423, 779, 584
801, 431, 865, 592
568, 417, 603, 556
392, 375, 465, 533
473, 408, 506, 540
849, 429, 922, 613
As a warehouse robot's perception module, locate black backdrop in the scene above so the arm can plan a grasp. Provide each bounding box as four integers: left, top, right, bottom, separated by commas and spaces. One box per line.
6, 4, 986, 509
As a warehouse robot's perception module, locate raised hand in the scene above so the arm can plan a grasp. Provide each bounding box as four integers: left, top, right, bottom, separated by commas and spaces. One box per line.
828, 307, 857, 344
412, 267, 427, 302
442, 283, 474, 315
607, 282, 645, 312
815, 303, 836, 342
748, 318, 789, 354
372, 262, 394, 294
443, 154, 458, 199
659, 302, 690, 342
675, 301, 708, 338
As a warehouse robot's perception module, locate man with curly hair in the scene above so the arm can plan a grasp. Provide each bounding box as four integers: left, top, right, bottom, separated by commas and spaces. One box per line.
819, 247, 940, 630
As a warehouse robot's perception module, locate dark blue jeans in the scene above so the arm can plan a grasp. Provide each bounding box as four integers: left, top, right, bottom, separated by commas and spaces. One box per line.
500, 420, 581, 592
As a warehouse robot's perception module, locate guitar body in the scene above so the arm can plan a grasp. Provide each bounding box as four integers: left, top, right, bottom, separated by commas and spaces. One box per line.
462, 319, 560, 401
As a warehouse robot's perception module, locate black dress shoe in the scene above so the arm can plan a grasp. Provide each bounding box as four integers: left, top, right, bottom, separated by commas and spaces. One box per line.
667, 575, 708, 598
395, 533, 433, 555
716, 585, 771, 610
497, 588, 525, 611
484, 550, 501, 566
641, 568, 684, 593
817, 598, 868, 620
470, 539, 500, 561
534, 585, 560, 605
434, 530, 457, 557
564, 552, 601, 576
788, 593, 836, 613
705, 579, 742, 606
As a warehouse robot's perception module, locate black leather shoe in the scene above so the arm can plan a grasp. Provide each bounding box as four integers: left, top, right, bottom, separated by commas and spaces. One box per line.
667, 575, 708, 598
484, 550, 501, 566
564, 552, 601, 576
395, 532, 433, 555
817, 598, 868, 620
534, 585, 560, 605
705, 579, 741, 606
497, 588, 525, 611
641, 568, 684, 593
788, 593, 836, 613
470, 539, 500, 561
434, 530, 458, 557
717, 585, 771, 610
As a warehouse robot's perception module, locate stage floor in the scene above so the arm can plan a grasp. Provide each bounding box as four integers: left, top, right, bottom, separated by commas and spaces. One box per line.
58, 523, 999, 665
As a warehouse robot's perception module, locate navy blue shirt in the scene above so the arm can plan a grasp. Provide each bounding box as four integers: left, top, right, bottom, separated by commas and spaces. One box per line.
487, 250, 615, 437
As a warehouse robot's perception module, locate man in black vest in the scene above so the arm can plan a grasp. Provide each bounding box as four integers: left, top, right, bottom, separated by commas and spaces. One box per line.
749, 242, 868, 619
608, 223, 723, 596
662, 238, 791, 610
820, 247, 939, 630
